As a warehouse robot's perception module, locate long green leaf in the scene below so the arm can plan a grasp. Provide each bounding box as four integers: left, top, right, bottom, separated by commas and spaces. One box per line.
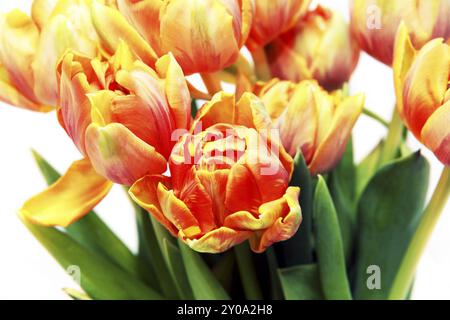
22, 218, 162, 300
31, 150, 139, 276
179, 240, 230, 300
313, 176, 352, 300
355, 140, 384, 197
275, 151, 314, 266
278, 264, 324, 300
328, 139, 356, 260
353, 152, 430, 299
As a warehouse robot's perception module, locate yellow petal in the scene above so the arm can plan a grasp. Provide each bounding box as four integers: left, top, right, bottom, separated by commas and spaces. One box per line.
91, 1, 158, 67
20, 158, 112, 227
31, 0, 58, 29
309, 93, 365, 174
393, 22, 417, 117
0, 10, 40, 106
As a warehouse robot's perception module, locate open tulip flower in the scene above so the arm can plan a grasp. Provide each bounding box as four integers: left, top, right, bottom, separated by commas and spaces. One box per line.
394, 24, 450, 165
265, 6, 360, 90
130, 123, 301, 254
105, 0, 254, 75
246, 0, 311, 51
0, 0, 102, 111
350, 0, 450, 65
255, 80, 365, 174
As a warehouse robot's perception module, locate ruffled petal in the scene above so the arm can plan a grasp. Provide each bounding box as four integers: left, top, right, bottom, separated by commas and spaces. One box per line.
20, 158, 112, 227
181, 226, 251, 254
249, 186, 302, 253
31, 0, 58, 29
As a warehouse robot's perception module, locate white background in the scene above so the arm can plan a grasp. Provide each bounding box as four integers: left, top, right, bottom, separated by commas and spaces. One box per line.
0, 0, 449, 300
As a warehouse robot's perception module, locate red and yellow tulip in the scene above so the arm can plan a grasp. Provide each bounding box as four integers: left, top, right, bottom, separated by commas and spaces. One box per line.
101, 0, 254, 75
0, 0, 101, 111
350, 0, 450, 65
58, 44, 192, 185
266, 6, 360, 90
130, 116, 301, 253
246, 0, 310, 51
394, 24, 450, 165
256, 80, 365, 174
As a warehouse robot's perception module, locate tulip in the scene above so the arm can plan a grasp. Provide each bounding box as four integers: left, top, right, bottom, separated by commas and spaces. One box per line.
393, 24, 450, 165
0, 0, 101, 111
58, 44, 191, 185
130, 121, 301, 253
265, 6, 360, 90
99, 0, 254, 75
255, 80, 365, 175
350, 0, 450, 66
246, 0, 311, 51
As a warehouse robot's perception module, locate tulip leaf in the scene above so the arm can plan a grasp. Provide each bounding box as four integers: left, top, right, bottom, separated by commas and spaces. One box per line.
313, 176, 352, 300
179, 240, 230, 300
356, 140, 384, 197
63, 288, 92, 300
31, 151, 140, 277
191, 99, 198, 118
328, 139, 356, 260
275, 151, 314, 266
353, 152, 430, 299
22, 217, 163, 300
162, 238, 195, 300
134, 206, 179, 298
278, 264, 324, 300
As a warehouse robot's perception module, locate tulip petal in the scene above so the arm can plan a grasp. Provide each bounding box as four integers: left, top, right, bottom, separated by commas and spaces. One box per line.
156, 53, 191, 130
249, 187, 302, 253
20, 158, 112, 227
421, 100, 450, 165
0, 10, 40, 105
90, 1, 158, 67
181, 227, 251, 254
402, 39, 450, 138
192, 92, 236, 132
31, 0, 58, 29
393, 23, 417, 117
159, 0, 240, 74
309, 93, 364, 174
129, 175, 179, 236
235, 92, 273, 130
85, 122, 167, 185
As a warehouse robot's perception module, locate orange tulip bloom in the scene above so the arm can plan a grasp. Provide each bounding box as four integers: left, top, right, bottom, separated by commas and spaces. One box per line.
256, 80, 365, 174
350, 0, 450, 65
130, 119, 301, 253
0, 0, 101, 111
246, 0, 311, 51
100, 0, 254, 75
265, 6, 360, 90
394, 24, 450, 165
58, 44, 191, 185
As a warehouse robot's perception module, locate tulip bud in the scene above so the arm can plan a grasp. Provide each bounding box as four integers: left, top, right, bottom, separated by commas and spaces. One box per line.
265, 6, 360, 90
350, 0, 450, 65
0, 0, 100, 111
58, 45, 192, 185
130, 123, 301, 253
246, 0, 311, 51
256, 80, 365, 174
394, 24, 450, 165
111, 0, 254, 75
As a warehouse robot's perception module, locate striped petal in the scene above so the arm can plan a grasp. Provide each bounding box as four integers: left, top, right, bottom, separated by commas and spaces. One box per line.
20, 158, 112, 227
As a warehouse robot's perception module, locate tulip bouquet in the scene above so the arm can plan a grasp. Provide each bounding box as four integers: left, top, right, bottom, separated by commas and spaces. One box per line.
1, 0, 450, 301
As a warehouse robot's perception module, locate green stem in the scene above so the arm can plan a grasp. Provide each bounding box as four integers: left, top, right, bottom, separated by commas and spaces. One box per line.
389, 167, 450, 300
380, 108, 405, 165
234, 243, 263, 300
362, 108, 389, 128
251, 47, 271, 81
